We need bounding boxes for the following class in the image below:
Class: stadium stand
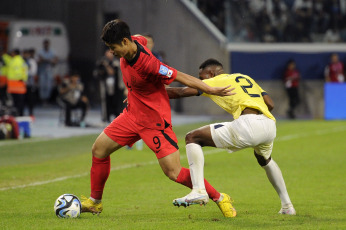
[190,0,346,43]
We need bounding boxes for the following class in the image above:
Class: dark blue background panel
[230,51,346,80]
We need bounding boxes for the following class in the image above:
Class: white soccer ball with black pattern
[54,194,81,218]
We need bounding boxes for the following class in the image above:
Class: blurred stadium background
[1,0,346,121]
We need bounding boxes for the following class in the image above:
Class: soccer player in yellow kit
[167,59,296,216]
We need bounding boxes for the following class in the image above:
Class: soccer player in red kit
[81,19,236,218]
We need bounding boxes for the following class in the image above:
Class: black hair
[199,58,223,70]
[29,48,35,55]
[12,49,20,55]
[69,70,81,77]
[286,59,295,65]
[101,19,132,44]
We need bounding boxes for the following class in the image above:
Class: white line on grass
[0,150,223,191]
[1,126,345,191]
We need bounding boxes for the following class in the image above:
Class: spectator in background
[283,59,300,119]
[142,33,164,62]
[311,0,330,34]
[323,26,342,43]
[328,0,344,30]
[0,49,9,106]
[293,0,313,41]
[23,49,38,119]
[94,50,124,122]
[38,39,58,105]
[7,49,28,116]
[266,0,289,41]
[325,53,345,83]
[58,71,88,127]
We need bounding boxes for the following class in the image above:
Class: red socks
[90,156,111,200]
[90,159,220,201]
[175,167,220,201]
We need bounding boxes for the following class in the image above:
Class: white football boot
[278,205,296,215]
[173,189,209,207]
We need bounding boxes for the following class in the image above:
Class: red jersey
[325,62,345,82]
[120,36,177,130]
[283,69,300,88]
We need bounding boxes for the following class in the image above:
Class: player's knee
[163,168,180,181]
[185,130,200,145]
[92,142,106,158]
[254,151,271,166]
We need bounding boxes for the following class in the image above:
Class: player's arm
[263,94,274,111]
[174,71,234,96]
[166,87,199,99]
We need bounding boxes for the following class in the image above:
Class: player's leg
[82,113,140,215]
[254,151,295,215]
[82,131,123,214]
[184,125,216,192]
[157,150,218,205]
[253,117,296,215]
[140,126,220,204]
[175,124,236,217]
[91,131,123,196]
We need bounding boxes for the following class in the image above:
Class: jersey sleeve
[138,54,177,85]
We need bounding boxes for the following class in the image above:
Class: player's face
[199,66,214,80]
[106,41,128,58]
[331,54,339,63]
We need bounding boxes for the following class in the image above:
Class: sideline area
[30,106,215,139]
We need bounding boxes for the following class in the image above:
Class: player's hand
[209,85,235,96]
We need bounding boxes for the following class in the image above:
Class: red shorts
[104,112,179,159]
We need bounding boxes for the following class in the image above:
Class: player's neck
[124,42,138,61]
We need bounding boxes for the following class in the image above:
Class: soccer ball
[54,194,81,218]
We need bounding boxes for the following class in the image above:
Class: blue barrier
[324,83,346,120]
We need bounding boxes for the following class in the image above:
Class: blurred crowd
[0,39,62,118]
[0,39,92,128]
[192,0,346,42]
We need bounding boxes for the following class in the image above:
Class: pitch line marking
[1,125,345,191]
[0,150,223,191]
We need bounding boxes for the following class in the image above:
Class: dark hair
[69,70,81,77]
[12,49,20,55]
[287,59,295,65]
[199,58,223,69]
[29,48,35,55]
[101,19,132,44]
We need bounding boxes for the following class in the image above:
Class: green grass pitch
[0,120,345,229]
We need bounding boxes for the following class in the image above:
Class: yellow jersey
[202,73,275,121]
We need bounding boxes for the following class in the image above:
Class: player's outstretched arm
[166,87,199,99]
[174,71,234,96]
